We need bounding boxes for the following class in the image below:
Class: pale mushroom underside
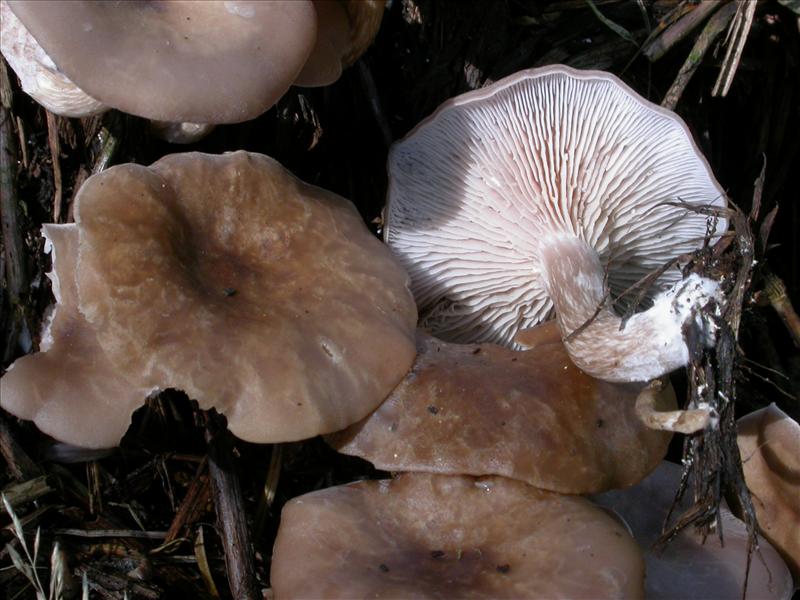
[386,65,727,347]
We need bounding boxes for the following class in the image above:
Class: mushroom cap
[0,0,106,117]
[593,461,795,600]
[385,64,727,346]
[327,323,674,494]
[295,1,385,88]
[271,472,645,599]
[737,403,800,580]
[6,1,317,123]
[0,225,149,449]
[74,151,417,443]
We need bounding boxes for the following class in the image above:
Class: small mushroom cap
[0,225,148,449]
[74,151,417,443]
[385,64,727,346]
[271,473,645,599]
[327,325,674,494]
[0,0,106,117]
[593,461,795,600]
[737,403,800,580]
[295,1,385,88]
[7,1,318,123]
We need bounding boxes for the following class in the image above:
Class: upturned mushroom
[328,322,674,494]
[593,461,794,599]
[385,65,728,383]
[736,403,800,582]
[1,151,417,446]
[271,472,646,598]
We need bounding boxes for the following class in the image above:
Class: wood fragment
[1,475,53,509]
[712,0,757,97]
[205,412,260,600]
[644,0,723,61]
[165,457,210,544]
[0,414,42,481]
[77,565,163,600]
[254,444,283,540]
[14,116,27,169]
[764,272,800,347]
[45,111,63,222]
[87,461,103,516]
[193,525,220,598]
[662,1,738,110]
[0,60,29,365]
[53,529,168,540]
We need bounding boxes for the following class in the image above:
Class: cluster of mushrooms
[1,2,798,599]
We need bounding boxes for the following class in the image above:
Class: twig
[763,272,800,348]
[662,1,738,110]
[205,411,260,600]
[0,60,29,365]
[644,0,723,61]
[0,414,42,481]
[45,111,63,222]
[165,457,210,544]
[1,475,53,509]
[712,0,757,97]
[53,529,168,539]
[254,444,283,541]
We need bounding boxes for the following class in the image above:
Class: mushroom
[0,0,105,117]
[385,65,728,382]
[4,0,318,124]
[328,322,674,494]
[736,403,800,582]
[1,151,417,446]
[271,472,646,598]
[0,224,151,449]
[294,0,384,87]
[593,460,795,600]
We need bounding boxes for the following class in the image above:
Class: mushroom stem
[541,234,722,382]
[635,378,717,434]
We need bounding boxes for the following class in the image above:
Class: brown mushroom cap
[295,1,384,88]
[74,151,417,443]
[271,472,645,599]
[736,403,800,580]
[7,1,317,123]
[593,461,795,600]
[0,225,149,449]
[327,323,674,494]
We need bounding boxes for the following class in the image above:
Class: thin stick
[45,111,63,222]
[764,272,800,348]
[0,60,29,364]
[644,0,722,61]
[662,1,738,110]
[712,0,757,97]
[205,412,260,600]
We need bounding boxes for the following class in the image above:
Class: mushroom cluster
[385,65,728,383]
[273,329,680,597]
[1,0,383,140]
[269,65,789,599]
[0,151,417,447]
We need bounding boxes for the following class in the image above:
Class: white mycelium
[386,65,727,381]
